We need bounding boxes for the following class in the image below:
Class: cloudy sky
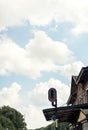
[0,0,88,129]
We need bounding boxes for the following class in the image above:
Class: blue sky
[0,0,88,129]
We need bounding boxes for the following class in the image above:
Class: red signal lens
[48,88,57,102]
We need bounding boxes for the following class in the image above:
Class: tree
[36,122,70,130]
[0,106,27,130]
[0,115,15,130]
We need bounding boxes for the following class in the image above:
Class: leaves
[0,106,27,130]
[36,122,69,130]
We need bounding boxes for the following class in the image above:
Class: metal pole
[55,119,58,130]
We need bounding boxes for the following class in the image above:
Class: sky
[0,0,88,129]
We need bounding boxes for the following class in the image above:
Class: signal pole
[48,88,58,130]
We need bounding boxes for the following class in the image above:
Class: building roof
[67,66,88,105]
[43,103,88,123]
[76,66,88,84]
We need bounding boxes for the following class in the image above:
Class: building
[43,67,88,130]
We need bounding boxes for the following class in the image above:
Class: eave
[43,103,88,124]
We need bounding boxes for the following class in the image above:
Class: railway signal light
[48,88,57,107]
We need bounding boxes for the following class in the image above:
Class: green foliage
[0,106,27,130]
[36,122,70,130]
[0,115,15,130]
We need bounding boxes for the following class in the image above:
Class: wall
[83,122,88,130]
[74,82,88,105]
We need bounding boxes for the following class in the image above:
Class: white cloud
[0,78,70,129]
[0,0,88,34]
[26,31,74,64]
[23,105,50,129]
[58,61,84,78]
[0,82,21,107]
[0,31,74,78]
[25,78,70,129]
[1,78,70,129]
[28,78,70,107]
[0,36,30,76]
